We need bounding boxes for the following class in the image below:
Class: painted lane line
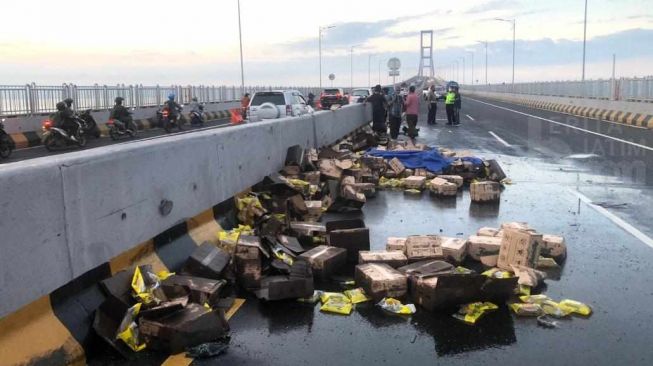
[466,114,475,121]
[488,131,512,147]
[569,189,653,249]
[468,97,653,152]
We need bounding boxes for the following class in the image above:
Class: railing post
[27,83,36,115]
[156,85,161,106]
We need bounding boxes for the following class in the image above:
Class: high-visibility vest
[445,92,456,104]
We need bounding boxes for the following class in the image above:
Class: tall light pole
[454,60,459,82]
[477,40,488,85]
[319,25,335,90]
[495,18,516,89]
[237,0,245,95]
[460,57,466,84]
[350,44,361,92]
[368,54,374,87]
[378,57,387,85]
[467,51,474,85]
[581,0,588,92]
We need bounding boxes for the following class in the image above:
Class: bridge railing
[0,84,323,116]
[463,76,653,102]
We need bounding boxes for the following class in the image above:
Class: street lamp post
[237,0,245,95]
[319,25,335,91]
[378,58,387,85]
[477,41,488,85]
[495,18,516,89]
[350,45,361,92]
[581,0,588,95]
[460,57,465,85]
[467,51,474,85]
[368,54,374,87]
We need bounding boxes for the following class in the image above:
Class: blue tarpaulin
[365,148,483,173]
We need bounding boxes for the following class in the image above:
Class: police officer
[54,101,79,140]
[110,97,135,131]
[445,87,457,126]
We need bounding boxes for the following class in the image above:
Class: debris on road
[377,297,417,315]
[453,302,498,325]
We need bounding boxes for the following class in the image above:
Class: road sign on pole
[387,58,401,71]
[328,73,335,87]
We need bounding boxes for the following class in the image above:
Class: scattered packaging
[404,176,427,190]
[477,227,502,237]
[436,175,464,188]
[358,250,408,268]
[160,276,226,308]
[558,299,592,316]
[255,260,314,301]
[440,237,467,263]
[453,302,498,325]
[428,177,458,197]
[497,228,542,270]
[511,264,547,287]
[344,288,372,304]
[355,263,408,300]
[510,303,543,317]
[386,237,407,252]
[388,157,406,175]
[299,245,347,280]
[397,260,454,277]
[234,235,263,289]
[327,219,370,262]
[542,234,567,261]
[466,235,503,261]
[470,181,502,203]
[182,243,231,280]
[412,273,486,311]
[377,298,416,315]
[404,235,444,262]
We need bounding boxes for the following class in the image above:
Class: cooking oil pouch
[131,266,163,305]
[344,288,372,304]
[272,247,294,266]
[320,292,351,304]
[510,303,543,317]
[482,268,513,279]
[298,290,323,304]
[320,298,353,315]
[377,297,416,315]
[453,302,497,325]
[454,266,474,274]
[116,303,146,352]
[516,284,531,296]
[519,294,551,304]
[540,300,571,318]
[558,299,592,316]
[404,189,422,195]
[156,270,174,281]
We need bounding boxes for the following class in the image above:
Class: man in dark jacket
[53,101,79,140]
[110,97,135,131]
[366,84,388,135]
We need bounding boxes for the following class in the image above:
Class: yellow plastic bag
[236,196,266,226]
[344,288,372,304]
[510,303,543,317]
[320,292,351,304]
[404,189,422,195]
[516,284,531,296]
[453,302,498,325]
[272,248,294,266]
[482,268,513,279]
[377,298,416,315]
[116,303,146,352]
[131,266,163,305]
[541,300,572,318]
[558,299,592,316]
[320,298,353,315]
[519,294,551,304]
[454,266,474,274]
[378,177,404,188]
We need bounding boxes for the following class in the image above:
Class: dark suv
[320,88,349,109]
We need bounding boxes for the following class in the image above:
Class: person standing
[445,87,456,126]
[366,84,388,135]
[453,89,462,126]
[426,85,438,125]
[404,85,419,138]
[241,93,250,119]
[388,86,403,139]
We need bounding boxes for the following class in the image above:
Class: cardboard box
[414,168,428,177]
[436,175,464,188]
[397,260,454,276]
[355,263,407,300]
[486,159,507,182]
[360,156,386,171]
[385,237,407,252]
[282,165,301,176]
[304,200,323,221]
[327,219,370,262]
[466,235,503,261]
[302,171,321,185]
[497,229,542,270]
[501,222,532,231]
[182,242,231,280]
[234,235,262,289]
[404,235,444,262]
[319,159,342,180]
[404,176,427,190]
[255,259,314,300]
[542,234,567,260]
[358,250,408,268]
[470,181,501,202]
[412,273,486,311]
[299,245,347,280]
[477,227,502,237]
[161,275,226,307]
[388,157,406,175]
[139,303,229,353]
[429,177,458,196]
[441,237,467,263]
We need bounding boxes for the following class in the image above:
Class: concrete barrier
[0,103,371,318]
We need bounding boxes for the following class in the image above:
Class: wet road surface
[90,97,653,365]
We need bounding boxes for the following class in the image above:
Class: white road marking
[468,97,653,152]
[488,131,512,147]
[569,189,653,249]
[466,114,475,121]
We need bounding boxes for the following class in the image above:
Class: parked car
[248,90,310,122]
[349,88,371,103]
[320,88,349,109]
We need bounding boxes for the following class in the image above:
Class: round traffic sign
[387,58,401,71]
[328,73,335,81]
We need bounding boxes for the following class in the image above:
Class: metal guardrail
[462,77,653,102]
[0,84,323,116]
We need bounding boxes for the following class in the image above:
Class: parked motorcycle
[190,105,205,126]
[76,109,101,138]
[159,105,184,133]
[41,118,86,151]
[0,118,16,159]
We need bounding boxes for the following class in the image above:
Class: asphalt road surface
[85,97,653,365]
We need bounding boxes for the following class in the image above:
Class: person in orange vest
[241,93,250,119]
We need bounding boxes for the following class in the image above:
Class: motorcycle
[189,105,205,126]
[158,105,184,133]
[41,118,86,151]
[107,118,137,140]
[76,109,101,138]
[0,118,16,159]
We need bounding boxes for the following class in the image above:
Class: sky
[1,0,652,87]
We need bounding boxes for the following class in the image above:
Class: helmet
[64,98,74,106]
[115,97,124,104]
[56,101,67,111]
[192,97,198,102]
[168,93,175,101]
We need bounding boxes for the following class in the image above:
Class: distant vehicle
[320,88,349,109]
[434,85,446,100]
[0,118,15,159]
[248,90,310,122]
[349,88,371,103]
[76,110,101,139]
[41,118,86,151]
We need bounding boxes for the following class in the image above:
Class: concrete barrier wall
[0,103,371,317]
[1,101,241,134]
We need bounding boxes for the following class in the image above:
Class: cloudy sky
[1,0,651,86]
